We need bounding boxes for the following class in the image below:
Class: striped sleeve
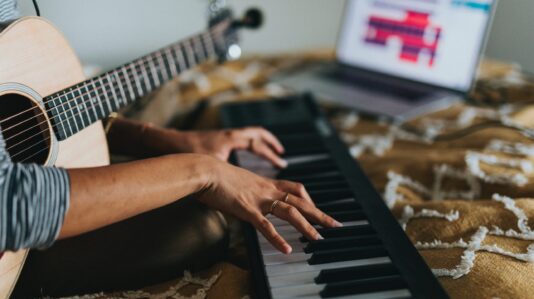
[0,0,19,23]
[0,127,70,252]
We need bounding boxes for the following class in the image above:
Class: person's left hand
[145,127,287,168]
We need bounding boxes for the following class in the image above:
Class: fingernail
[280,160,288,168]
[333,220,343,227]
[316,233,324,240]
[284,245,293,254]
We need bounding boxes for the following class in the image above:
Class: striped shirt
[0,0,71,253]
[0,127,70,252]
[0,0,18,23]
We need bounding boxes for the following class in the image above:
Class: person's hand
[197,157,342,254]
[146,127,288,168]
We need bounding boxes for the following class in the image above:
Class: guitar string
[4,49,178,147]
[0,22,228,127]
[10,49,204,161]
[3,40,198,143]
[0,28,224,135]
[0,33,218,143]
[6,63,165,154]
[5,31,226,160]
[10,64,175,161]
[5,36,216,156]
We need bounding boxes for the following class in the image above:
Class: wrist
[189,153,221,192]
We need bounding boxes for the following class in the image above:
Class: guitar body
[0,17,110,298]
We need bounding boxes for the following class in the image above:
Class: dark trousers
[12,197,229,298]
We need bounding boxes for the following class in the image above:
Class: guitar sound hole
[0,93,51,164]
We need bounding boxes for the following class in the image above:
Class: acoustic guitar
[0,8,261,298]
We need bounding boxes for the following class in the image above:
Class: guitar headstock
[209,8,263,62]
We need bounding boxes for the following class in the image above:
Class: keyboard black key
[278,159,337,178]
[265,122,316,135]
[327,210,366,222]
[308,245,388,265]
[278,133,325,148]
[308,189,354,203]
[304,235,381,253]
[287,172,344,184]
[315,262,397,284]
[316,201,361,213]
[320,274,406,298]
[304,180,350,192]
[316,224,375,239]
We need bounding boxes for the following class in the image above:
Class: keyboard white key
[269,271,318,288]
[264,252,310,265]
[260,239,305,256]
[265,257,391,276]
[270,282,410,298]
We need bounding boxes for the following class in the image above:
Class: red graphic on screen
[364,11,442,67]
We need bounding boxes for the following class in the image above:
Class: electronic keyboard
[220,93,448,299]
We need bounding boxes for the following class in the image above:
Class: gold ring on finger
[269,200,281,215]
[283,193,289,203]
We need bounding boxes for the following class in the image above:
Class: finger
[225,130,250,149]
[252,214,292,254]
[257,128,285,154]
[272,201,323,241]
[274,180,314,205]
[253,143,288,169]
[285,194,343,228]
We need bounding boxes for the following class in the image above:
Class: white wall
[485,0,534,73]
[17,0,534,73]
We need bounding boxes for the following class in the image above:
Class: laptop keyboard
[319,68,431,100]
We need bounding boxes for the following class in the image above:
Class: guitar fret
[75,85,92,126]
[138,62,152,93]
[121,66,136,101]
[164,47,178,76]
[156,53,169,82]
[116,72,127,105]
[172,45,187,72]
[203,32,216,59]
[193,35,206,63]
[105,73,121,111]
[147,56,161,86]
[71,88,86,131]
[64,89,80,134]
[110,72,126,107]
[183,39,197,68]
[54,94,68,139]
[161,51,174,79]
[130,63,144,96]
[89,79,105,119]
[79,83,97,123]
[98,76,114,114]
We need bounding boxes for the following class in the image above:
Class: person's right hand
[197,157,342,254]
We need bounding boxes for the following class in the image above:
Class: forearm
[106,117,151,157]
[106,118,187,158]
[59,153,212,239]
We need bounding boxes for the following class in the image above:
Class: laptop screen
[337,0,495,92]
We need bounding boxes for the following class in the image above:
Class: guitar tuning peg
[232,8,263,29]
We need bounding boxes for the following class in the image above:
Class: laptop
[274,0,497,120]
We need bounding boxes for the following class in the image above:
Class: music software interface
[337,0,493,91]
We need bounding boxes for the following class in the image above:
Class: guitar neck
[44,29,222,141]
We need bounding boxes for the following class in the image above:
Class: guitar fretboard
[44,29,224,141]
